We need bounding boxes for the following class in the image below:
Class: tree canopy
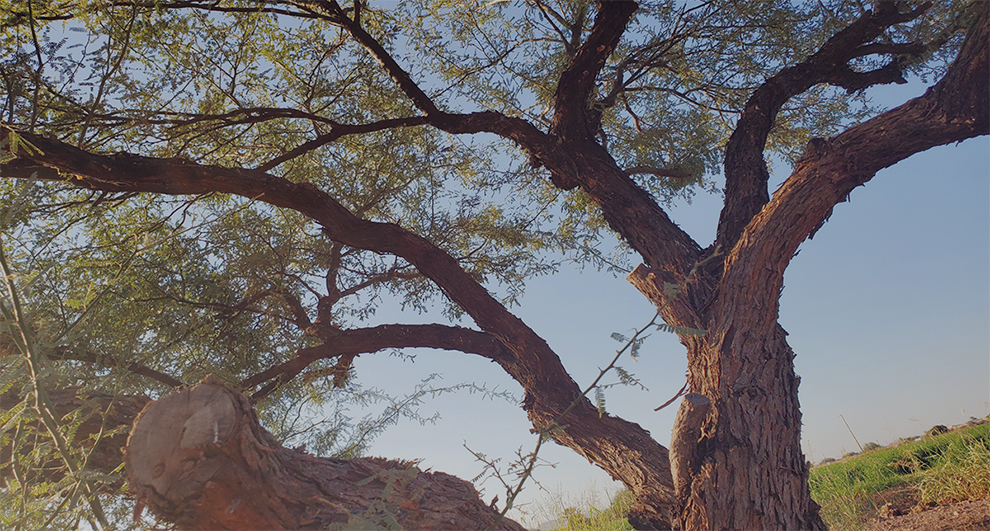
[1,1,986,529]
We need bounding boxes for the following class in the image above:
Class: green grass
[525,423,990,531]
[809,422,990,530]
[526,487,634,531]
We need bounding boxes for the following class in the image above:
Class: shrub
[926,425,949,437]
[863,442,882,452]
[916,440,990,504]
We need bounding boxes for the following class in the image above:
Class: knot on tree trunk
[125,375,524,530]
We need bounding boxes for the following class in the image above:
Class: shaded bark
[126,375,525,530]
[716,1,932,252]
[663,4,989,529]
[1,1,987,529]
[669,394,710,503]
[1,336,184,389]
[3,382,526,530]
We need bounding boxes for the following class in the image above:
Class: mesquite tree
[1,0,987,529]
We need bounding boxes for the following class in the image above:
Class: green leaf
[595,386,606,418]
[656,323,707,337]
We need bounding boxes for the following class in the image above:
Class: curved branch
[257,115,430,172]
[104,107,342,127]
[111,1,328,20]
[716,0,933,251]
[1,337,184,389]
[722,0,987,322]
[0,128,679,523]
[47,347,185,389]
[305,0,580,186]
[0,133,535,360]
[291,1,700,286]
[239,323,515,392]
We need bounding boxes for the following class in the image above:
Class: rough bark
[716,1,932,251]
[669,394,710,502]
[1,1,987,530]
[3,383,527,530]
[665,4,989,529]
[125,375,525,530]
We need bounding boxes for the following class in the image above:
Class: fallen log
[125,375,525,530]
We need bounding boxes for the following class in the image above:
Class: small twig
[654,380,689,411]
[488,249,718,528]
[0,237,113,530]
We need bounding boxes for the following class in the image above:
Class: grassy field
[530,421,990,531]
[809,421,990,529]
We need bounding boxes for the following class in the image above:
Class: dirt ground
[866,494,989,531]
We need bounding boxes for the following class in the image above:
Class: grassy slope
[809,422,990,529]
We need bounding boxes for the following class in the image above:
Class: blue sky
[11,6,987,527]
[355,85,989,520]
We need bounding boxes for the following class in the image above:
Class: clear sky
[354,81,990,523]
[12,7,988,529]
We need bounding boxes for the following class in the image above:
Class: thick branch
[299,0,700,284]
[1,388,150,484]
[716,0,932,251]
[307,0,599,192]
[720,0,987,333]
[519,2,706,285]
[47,347,185,389]
[0,337,183,389]
[552,1,638,143]
[0,129,678,523]
[126,376,526,530]
[238,324,515,396]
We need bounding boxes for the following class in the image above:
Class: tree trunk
[125,375,525,530]
[626,4,988,528]
[676,325,825,530]
[2,2,986,530]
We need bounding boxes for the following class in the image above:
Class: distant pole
[840,415,864,452]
